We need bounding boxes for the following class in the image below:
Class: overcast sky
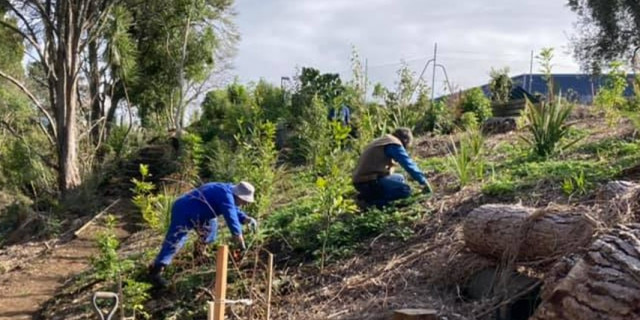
[231,0,580,96]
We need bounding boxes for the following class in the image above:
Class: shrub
[206,121,279,218]
[594,61,628,126]
[460,112,479,131]
[460,88,492,124]
[447,130,486,186]
[520,96,580,158]
[422,99,455,134]
[90,215,151,319]
[131,164,173,233]
[489,67,512,104]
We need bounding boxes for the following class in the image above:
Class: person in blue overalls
[148,181,258,288]
[328,103,351,126]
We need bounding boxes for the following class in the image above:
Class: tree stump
[392,309,438,320]
[463,204,597,262]
[531,224,640,320]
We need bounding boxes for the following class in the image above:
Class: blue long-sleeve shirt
[174,182,247,235]
[384,144,427,185]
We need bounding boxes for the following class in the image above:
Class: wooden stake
[266,253,274,320]
[212,245,229,320]
[208,301,215,320]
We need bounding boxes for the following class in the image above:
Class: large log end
[463,204,596,262]
[532,224,640,320]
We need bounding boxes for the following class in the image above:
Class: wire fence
[336,47,580,99]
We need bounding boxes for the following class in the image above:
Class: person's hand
[246,217,258,233]
[231,235,246,260]
[422,182,433,195]
[232,234,246,251]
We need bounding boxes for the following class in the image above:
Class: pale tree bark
[88,39,103,146]
[0,0,116,193]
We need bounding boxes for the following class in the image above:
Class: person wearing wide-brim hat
[149,181,258,288]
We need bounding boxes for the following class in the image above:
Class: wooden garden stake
[266,253,274,320]
[211,245,229,320]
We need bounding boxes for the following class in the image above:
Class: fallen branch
[74,199,121,238]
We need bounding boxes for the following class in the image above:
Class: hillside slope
[3,112,639,320]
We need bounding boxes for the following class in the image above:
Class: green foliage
[92,215,133,280]
[178,132,205,182]
[0,137,56,194]
[482,176,516,197]
[520,97,579,158]
[537,48,555,99]
[295,67,344,106]
[489,67,512,104]
[314,165,358,270]
[104,5,139,81]
[447,130,486,186]
[264,179,424,263]
[123,279,152,318]
[421,97,455,134]
[90,215,151,319]
[562,170,588,196]
[196,83,258,142]
[126,0,238,127]
[254,80,287,123]
[568,0,640,70]
[594,61,628,126]
[0,9,24,76]
[131,164,173,233]
[513,159,614,189]
[372,63,432,131]
[0,13,53,195]
[460,88,492,124]
[460,112,479,131]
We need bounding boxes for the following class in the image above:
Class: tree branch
[0,19,43,58]
[0,119,59,170]
[0,69,58,139]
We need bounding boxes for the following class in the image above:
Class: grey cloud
[232,0,580,94]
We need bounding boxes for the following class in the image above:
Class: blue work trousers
[354,174,411,208]
[153,203,217,267]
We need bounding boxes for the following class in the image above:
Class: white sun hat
[232,181,255,203]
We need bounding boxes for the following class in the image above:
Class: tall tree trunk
[53,0,82,192]
[89,40,102,145]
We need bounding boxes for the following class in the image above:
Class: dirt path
[0,216,130,319]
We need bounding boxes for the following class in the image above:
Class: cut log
[392,309,438,320]
[595,180,638,203]
[463,204,597,262]
[531,224,640,320]
[599,183,640,226]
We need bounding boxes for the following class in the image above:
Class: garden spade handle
[92,291,119,320]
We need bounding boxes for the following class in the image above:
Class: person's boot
[148,264,169,289]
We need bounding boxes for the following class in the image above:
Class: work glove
[247,217,259,233]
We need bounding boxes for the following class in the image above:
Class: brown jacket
[352,134,403,184]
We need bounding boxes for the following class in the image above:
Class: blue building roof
[509,73,635,103]
[439,73,636,104]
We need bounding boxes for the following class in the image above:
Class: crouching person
[352,127,431,208]
[148,181,258,288]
